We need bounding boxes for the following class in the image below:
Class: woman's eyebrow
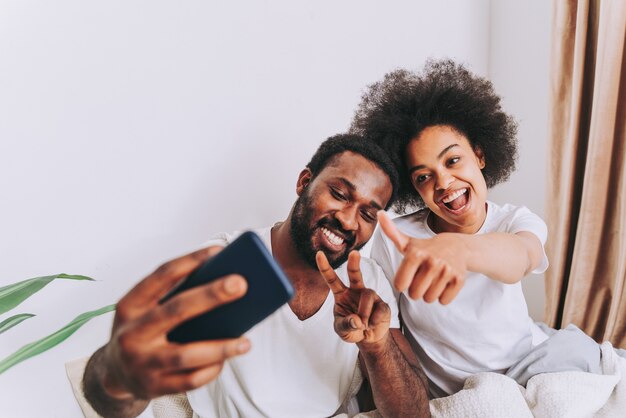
[408,143,459,174]
[437,143,459,159]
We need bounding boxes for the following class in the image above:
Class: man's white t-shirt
[187,227,400,418]
[370,201,549,397]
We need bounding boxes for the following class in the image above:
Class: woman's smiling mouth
[439,188,470,212]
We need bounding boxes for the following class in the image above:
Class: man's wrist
[83,346,148,418]
[357,331,391,355]
[102,371,136,400]
[97,344,135,399]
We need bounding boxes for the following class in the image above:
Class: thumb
[377,210,409,252]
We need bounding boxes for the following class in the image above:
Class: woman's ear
[296,168,313,196]
[474,146,486,169]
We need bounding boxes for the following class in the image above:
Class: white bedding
[429,342,626,418]
[67,342,626,417]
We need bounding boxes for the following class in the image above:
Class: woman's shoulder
[485,201,546,235]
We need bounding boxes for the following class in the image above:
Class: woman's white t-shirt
[370,201,549,397]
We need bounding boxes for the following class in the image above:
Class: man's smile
[321,226,345,247]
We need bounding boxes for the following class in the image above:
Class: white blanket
[67,343,626,418]
[430,342,626,418]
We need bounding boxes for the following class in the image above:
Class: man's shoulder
[337,256,388,289]
[204,226,272,247]
[204,231,237,246]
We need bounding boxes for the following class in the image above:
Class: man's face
[405,125,488,234]
[290,151,392,269]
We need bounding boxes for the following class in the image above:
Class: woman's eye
[415,174,429,184]
[447,157,460,166]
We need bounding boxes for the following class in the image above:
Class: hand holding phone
[162,231,295,343]
[85,247,251,408]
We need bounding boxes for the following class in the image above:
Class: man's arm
[82,247,251,418]
[358,329,430,417]
[316,251,430,417]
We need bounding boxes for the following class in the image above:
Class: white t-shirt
[188,227,400,417]
[370,201,549,397]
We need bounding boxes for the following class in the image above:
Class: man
[82,134,430,417]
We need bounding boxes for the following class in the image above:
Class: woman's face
[405,125,488,234]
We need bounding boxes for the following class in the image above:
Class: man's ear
[474,146,486,169]
[296,168,313,196]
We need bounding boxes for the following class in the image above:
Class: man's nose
[335,205,358,231]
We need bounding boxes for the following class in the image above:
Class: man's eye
[330,188,346,200]
[361,210,376,223]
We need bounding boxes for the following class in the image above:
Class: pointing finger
[377,211,409,252]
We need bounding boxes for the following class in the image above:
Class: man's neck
[271,217,330,320]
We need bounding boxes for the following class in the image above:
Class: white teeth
[321,227,344,246]
[442,188,467,204]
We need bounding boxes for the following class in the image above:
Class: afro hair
[351,59,518,213]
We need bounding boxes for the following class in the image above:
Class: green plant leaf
[0,274,94,315]
[0,313,36,335]
[0,304,116,374]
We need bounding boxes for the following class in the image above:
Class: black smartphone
[161,231,295,343]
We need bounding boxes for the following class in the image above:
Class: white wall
[0,1,490,416]
[487,0,553,321]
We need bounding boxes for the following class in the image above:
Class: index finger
[316,251,347,295]
[122,246,224,309]
[377,211,409,252]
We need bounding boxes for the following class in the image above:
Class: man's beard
[289,189,361,269]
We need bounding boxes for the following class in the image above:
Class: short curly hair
[350,59,518,213]
[306,133,399,209]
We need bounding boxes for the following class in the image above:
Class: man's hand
[83,247,251,417]
[378,210,466,304]
[316,250,391,346]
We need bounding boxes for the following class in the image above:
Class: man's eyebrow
[337,177,384,210]
[338,177,356,192]
[408,144,459,174]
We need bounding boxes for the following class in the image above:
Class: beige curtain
[545,0,626,348]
